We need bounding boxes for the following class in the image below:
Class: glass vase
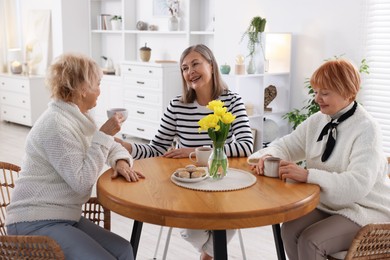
[208,141,229,179]
[246,57,256,74]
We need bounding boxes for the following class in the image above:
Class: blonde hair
[179,44,228,103]
[46,53,101,102]
[310,59,360,101]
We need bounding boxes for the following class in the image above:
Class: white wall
[214,0,367,109]
[19,0,89,63]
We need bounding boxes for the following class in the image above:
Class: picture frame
[153,0,170,17]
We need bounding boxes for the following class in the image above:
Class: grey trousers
[281,209,361,260]
[7,216,133,260]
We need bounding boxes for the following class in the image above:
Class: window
[361,0,390,155]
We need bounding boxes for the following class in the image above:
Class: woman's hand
[279,160,308,182]
[250,154,272,175]
[100,113,125,136]
[112,159,145,182]
[163,148,195,158]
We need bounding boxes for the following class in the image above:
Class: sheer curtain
[0,0,21,73]
[361,0,390,155]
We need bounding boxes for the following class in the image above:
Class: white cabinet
[0,74,50,127]
[222,33,292,150]
[120,61,181,140]
[88,0,215,67]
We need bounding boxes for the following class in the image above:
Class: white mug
[107,108,128,121]
[189,147,212,167]
[263,157,281,178]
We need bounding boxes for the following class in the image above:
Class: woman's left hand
[279,160,308,182]
[112,159,145,182]
[163,148,195,158]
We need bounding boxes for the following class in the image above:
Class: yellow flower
[206,100,224,111]
[221,112,236,124]
[198,114,220,132]
[198,100,235,143]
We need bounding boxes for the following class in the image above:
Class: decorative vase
[254,33,266,74]
[168,16,179,31]
[246,57,256,74]
[208,141,229,179]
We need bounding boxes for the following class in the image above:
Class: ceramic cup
[189,147,213,167]
[107,108,128,121]
[263,157,281,178]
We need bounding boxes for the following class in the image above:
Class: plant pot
[111,20,122,30]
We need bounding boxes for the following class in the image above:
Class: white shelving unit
[222,33,292,150]
[88,0,215,68]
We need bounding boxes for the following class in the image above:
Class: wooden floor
[0,120,280,260]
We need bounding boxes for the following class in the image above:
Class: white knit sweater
[6,100,133,225]
[250,104,390,226]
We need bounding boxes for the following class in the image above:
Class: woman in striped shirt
[117,44,253,160]
[116,44,254,260]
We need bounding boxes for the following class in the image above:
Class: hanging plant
[240,16,267,59]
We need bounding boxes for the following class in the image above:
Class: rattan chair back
[0,162,20,236]
[82,197,111,230]
[0,235,65,259]
[328,223,390,260]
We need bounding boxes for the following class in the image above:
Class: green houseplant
[241,16,267,57]
[110,15,122,30]
[283,57,370,130]
[240,16,267,74]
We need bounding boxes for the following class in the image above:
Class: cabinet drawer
[121,64,163,77]
[122,120,158,140]
[0,91,30,109]
[123,89,162,105]
[1,105,32,126]
[123,76,161,90]
[126,104,161,122]
[0,78,30,94]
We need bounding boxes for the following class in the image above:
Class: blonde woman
[6,53,144,260]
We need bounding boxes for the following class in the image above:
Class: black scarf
[317,101,358,162]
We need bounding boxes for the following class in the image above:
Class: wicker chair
[327,223,390,260]
[82,196,111,230]
[0,161,111,258]
[1,161,111,232]
[0,235,65,259]
[0,162,20,236]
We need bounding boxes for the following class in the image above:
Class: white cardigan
[250,104,390,226]
[6,100,133,225]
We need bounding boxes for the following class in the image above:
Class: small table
[97,157,320,260]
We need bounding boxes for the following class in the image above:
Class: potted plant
[110,15,122,30]
[240,16,267,74]
[283,57,369,130]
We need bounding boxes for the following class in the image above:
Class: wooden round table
[97,157,320,260]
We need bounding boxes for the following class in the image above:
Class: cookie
[191,171,205,178]
[177,171,190,178]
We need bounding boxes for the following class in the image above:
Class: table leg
[272,224,286,260]
[212,230,228,260]
[130,220,143,259]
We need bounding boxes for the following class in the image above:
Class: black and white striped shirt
[131,91,254,159]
